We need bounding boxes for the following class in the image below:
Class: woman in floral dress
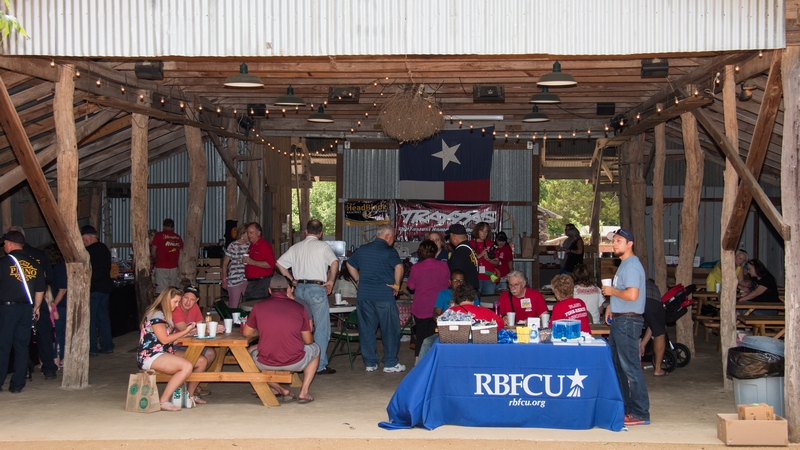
[137,287,208,411]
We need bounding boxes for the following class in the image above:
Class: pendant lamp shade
[537,61,577,87]
[529,86,561,104]
[275,85,306,106]
[307,105,334,123]
[224,63,264,88]
[522,105,549,123]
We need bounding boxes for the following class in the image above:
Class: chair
[328,311,361,369]
[213,300,245,320]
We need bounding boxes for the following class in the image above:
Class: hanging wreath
[379,84,445,143]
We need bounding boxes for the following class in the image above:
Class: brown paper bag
[519,233,537,258]
[126,370,160,413]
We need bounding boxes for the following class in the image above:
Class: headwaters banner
[394,200,502,241]
[344,200,391,226]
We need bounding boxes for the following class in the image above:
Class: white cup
[196,322,207,338]
[335,293,343,304]
[601,278,612,287]
[715,283,721,293]
[231,312,241,324]
[208,321,218,338]
[242,253,249,264]
[224,318,233,334]
[541,312,550,329]
[506,312,516,326]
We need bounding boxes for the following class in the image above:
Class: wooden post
[335,146,344,240]
[54,63,92,388]
[131,90,152,317]
[589,156,602,279]
[780,45,800,443]
[531,145,541,290]
[629,133,648,271]
[89,186,102,232]
[226,117,238,220]
[675,111,704,356]
[618,142,631,230]
[179,105,207,286]
[0,194,11,232]
[652,118,667,292]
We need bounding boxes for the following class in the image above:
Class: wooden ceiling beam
[88,134,186,182]
[76,125,179,180]
[202,128,261,216]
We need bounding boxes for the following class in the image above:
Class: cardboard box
[737,403,774,421]
[204,267,221,280]
[206,258,221,267]
[717,413,787,446]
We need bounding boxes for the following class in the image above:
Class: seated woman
[737,259,780,308]
[549,274,591,333]
[447,284,504,332]
[706,250,748,292]
[571,264,605,324]
[137,287,209,411]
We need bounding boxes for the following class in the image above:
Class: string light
[734,65,740,72]
[758,50,763,58]
[636,113,640,120]
[657,106,662,113]
[160,97,165,105]
[50,59,55,67]
[674,96,679,104]
[198,104,203,111]
[179,101,185,109]
[604,124,609,131]
[572,130,576,137]
[139,93,145,101]
[233,109,237,114]
[216,106,222,114]
[75,70,81,77]
[96,79,102,87]
[693,89,699,96]
[365,112,369,118]
[373,102,377,108]
[120,86,126,93]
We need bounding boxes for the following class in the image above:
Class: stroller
[643,284,695,373]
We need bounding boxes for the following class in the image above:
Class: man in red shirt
[496,270,548,326]
[172,285,224,365]
[243,276,319,403]
[150,218,184,293]
[243,222,276,300]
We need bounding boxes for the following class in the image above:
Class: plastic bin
[732,376,785,418]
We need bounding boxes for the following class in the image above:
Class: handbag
[126,370,160,413]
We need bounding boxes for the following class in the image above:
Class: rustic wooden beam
[203,129,261,216]
[0,76,82,262]
[226,117,238,221]
[54,63,91,389]
[652,120,667,292]
[589,157,602,278]
[131,90,153,317]
[179,104,207,286]
[692,107,790,242]
[721,50,784,250]
[629,134,648,269]
[602,96,713,148]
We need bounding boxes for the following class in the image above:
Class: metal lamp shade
[522,105,549,122]
[275,85,306,106]
[537,61,577,87]
[307,106,334,123]
[224,63,264,88]
[529,86,561,103]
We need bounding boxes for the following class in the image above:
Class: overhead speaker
[641,58,669,78]
[134,61,164,80]
[472,85,505,102]
[597,103,615,116]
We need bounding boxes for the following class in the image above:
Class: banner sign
[344,200,391,226]
[394,200,502,241]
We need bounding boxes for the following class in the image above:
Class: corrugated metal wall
[4,0,784,57]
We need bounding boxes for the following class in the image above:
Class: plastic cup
[334,293,343,304]
[231,312,241,324]
[506,312,516,327]
[601,278,612,287]
[715,283,721,293]
[541,312,550,329]
[208,321,218,338]
[196,322,207,338]
[224,318,233,333]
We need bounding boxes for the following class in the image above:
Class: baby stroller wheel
[659,348,677,373]
[673,343,691,368]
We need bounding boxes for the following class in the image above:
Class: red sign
[394,200,503,242]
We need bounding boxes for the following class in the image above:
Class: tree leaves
[1,1,29,41]
[539,179,619,239]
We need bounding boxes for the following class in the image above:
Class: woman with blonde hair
[137,287,209,411]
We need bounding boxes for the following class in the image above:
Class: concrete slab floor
[0,327,783,448]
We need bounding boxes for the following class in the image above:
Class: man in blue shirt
[602,228,650,426]
[347,224,405,373]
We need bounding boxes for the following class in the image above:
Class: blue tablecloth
[379,339,624,431]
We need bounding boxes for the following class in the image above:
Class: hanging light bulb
[121,86,126,93]
[160,97,165,105]
[198,104,203,111]
[180,101,185,109]
[233,109,237,114]
[50,59,55,67]
[75,70,81,77]
[216,107,221,114]
[96,79,102,87]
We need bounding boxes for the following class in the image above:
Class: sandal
[191,395,207,405]
[280,393,297,403]
[297,396,315,404]
[195,387,211,396]
[160,402,181,411]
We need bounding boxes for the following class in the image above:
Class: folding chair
[328,311,361,369]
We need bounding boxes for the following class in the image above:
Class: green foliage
[291,181,337,236]
[539,179,619,238]
[1,0,29,41]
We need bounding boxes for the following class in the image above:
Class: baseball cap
[444,223,467,238]
[80,225,98,235]
[270,276,289,289]
[611,228,634,242]
[0,230,25,245]
[183,285,200,299]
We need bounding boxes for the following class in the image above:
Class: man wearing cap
[602,228,650,426]
[0,230,46,393]
[243,276,319,403]
[445,224,479,291]
[150,218,184,294]
[172,285,222,396]
[346,224,405,373]
[81,225,115,356]
[242,222,276,300]
[275,219,339,375]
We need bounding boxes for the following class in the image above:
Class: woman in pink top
[549,274,591,333]
[407,240,450,361]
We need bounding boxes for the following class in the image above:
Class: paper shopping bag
[126,370,160,413]
[519,233,537,258]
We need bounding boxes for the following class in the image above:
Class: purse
[126,370,161,413]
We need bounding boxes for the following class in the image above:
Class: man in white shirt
[276,219,339,375]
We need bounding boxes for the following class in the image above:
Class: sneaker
[383,363,406,373]
[365,365,378,372]
[624,414,650,426]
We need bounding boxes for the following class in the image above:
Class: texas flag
[398,127,494,201]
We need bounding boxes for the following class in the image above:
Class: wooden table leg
[200,345,229,388]
[230,346,279,407]
[183,345,204,365]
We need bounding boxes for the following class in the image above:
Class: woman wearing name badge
[137,287,209,411]
[496,270,548,326]
[470,222,500,295]
[549,274,591,333]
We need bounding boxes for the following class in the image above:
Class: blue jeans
[357,299,400,368]
[479,279,496,295]
[89,292,113,354]
[55,306,66,360]
[294,284,331,370]
[609,315,649,420]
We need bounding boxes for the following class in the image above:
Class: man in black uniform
[445,224,479,291]
[0,230,45,393]
[81,225,115,356]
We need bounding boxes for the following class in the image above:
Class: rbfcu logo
[474,369,587,398]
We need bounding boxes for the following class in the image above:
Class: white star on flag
[432,140,461,170]
[567,368,587,389]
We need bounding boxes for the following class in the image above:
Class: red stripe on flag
[444,179,490,201]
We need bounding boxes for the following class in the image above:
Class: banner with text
[344,200,391,226]
[394,200,502,241]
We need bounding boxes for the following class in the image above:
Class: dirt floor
[0,327,793,449]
